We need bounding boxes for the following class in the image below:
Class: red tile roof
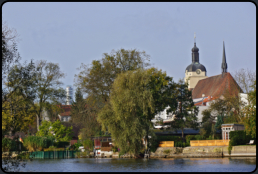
[192,72,243,99]
[58,105,72,116]
[194,96,217,106]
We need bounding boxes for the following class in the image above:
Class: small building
[221,124,245,140]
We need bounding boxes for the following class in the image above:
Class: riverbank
[149,146,256,158]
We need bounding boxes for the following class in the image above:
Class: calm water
[18,157,256,172]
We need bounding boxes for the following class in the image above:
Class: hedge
[228,130,255,154]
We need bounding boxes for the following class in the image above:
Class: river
[18,157,256,172]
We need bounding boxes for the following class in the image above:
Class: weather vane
[194,32,196,43]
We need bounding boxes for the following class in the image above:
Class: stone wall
[149,146,256,158]
[222,146,256,157]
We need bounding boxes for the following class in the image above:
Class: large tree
[32,60,66,131]
[169,80,199,139]
[71,87,101,139]
[98,68,178,155]
[2,61,37,136]
[233,68,256,94]
[75,48,150,104]
[98,69,154,156]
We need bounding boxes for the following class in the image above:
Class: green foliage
[98,69,154,155]
[54,141,70,148]
[32,60,66,131]
[170,80,199,138]
[2,138,16,152]
[2,61,37,135]
[23,136,54,152]
[243,80,256,138]
[112,146,119,152]
[43,147,65,151]
[163,149,171,154]
[185,135,196,144]
[228,130,255,154]
[194,135,203,140]
[75,48,151,103]
[71,87,101,140]
[36,120,73,142]
[215,114,224,131]
[71,142,83,151]
[82,139,94,151]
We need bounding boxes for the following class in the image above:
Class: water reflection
[19,157,256,172]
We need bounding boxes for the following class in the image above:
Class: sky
[2,2,256,100]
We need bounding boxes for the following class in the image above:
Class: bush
[195,135,204,140]
[228,130,255,154]
[70,142,83,151]
[163,149,171,154]
[54,141,70,148]
[2,138,16,152]
[23,136,55,152]
[83,139,94,151]
[44,147,65,151]
[185,135,196,144]
[112,146,118,152]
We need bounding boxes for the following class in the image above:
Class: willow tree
[98,69,154,156]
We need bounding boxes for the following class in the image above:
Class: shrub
[44,147,65,151]
[2,138,16,152]
[194,135,203,140]
[54,141,70,148]
[185,135,196,144]
[112,146,118,152]
[83,139,94,151]
[23,136,55,152]
[70,142,83,151]
[228,130,255,154]
[163,149,171,154]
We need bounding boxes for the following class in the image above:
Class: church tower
[221,41,228,77]
[184,34,208,90]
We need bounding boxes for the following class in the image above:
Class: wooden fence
[158,141,174,147]
[101,147,112,151]
[190,140,230,147]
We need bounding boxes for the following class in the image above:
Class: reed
[23,136,55,152]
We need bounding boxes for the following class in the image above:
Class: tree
[98,69,155,156]
[2,61,37,136]
[2,21,20,84]
[199,109,216,139]
[169,80,199,139]
[71,87,101,139]
[36,120,73,142]
[242,80,256,138]
[233,68,256,94]
[207,90,246,124]
[32,60,66,131]
[75,48,150,104]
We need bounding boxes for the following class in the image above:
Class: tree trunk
[37,114,41,132]
[181,128,184,139]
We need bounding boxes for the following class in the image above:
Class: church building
[152,36,244,128]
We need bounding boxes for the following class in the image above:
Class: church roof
[192,72,243,99]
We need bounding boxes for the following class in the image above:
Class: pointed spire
[221,41,227,76]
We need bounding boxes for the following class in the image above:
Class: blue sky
[2,2,256,99]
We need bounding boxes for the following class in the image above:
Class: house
[58,105,72,122]
[221,124,245,140]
